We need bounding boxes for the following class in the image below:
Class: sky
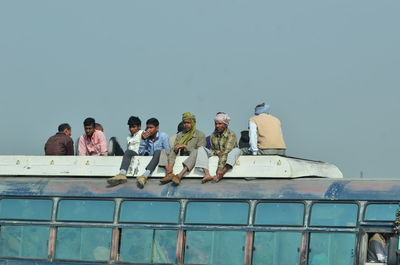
[0,0,399,179]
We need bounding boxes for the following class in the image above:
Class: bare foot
[201,174,214,184]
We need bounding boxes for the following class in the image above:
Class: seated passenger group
[44,102,286,188]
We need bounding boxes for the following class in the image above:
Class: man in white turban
[174,112,241,183]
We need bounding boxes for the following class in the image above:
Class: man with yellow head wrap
[158,112,206,185]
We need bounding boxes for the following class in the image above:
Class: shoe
[107,174,127,186]
[171,175,181,186]
[160,173,174,184]
[136,176,147,189]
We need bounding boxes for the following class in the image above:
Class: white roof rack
[0,155,343,179]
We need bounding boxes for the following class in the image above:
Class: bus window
[119,201,179,223]
[55,227,112,261]
[0,199,52,220]
[119,229,177,263]
[253,231,302,265]
[185,202,249,224]
[310,203,358,227]
[0,225,49,259]
[184,230,246,265]
[255,202,304,226]
[364,204,399,221]
[57,200,114,222]
[308,233,356,265]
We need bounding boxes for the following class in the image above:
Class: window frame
[309,201,360,228]
[253,200,306,227]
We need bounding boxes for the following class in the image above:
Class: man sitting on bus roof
[135,118,170,189]
[246,102,286,156]
[107,116,144,186]
[78,117,108,156]
[174,112,241,183]
[157,112,206,185]
[44,123,74,155]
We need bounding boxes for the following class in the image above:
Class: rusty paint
[244,231,254,265]
[176,230,185,264]
[110,228,119,262]
[47,227,56,261]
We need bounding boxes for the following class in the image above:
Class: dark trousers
[120,150,138,171]
[145,150,162,173]
[120,149,162,174]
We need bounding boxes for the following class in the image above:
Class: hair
[95,123,103,131]
[58,123,71,132]
[256,103,265,108]
[177,121,184,133]
[83,117,95,127]
[127,116,141,127]
[146,118,159,127]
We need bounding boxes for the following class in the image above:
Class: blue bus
[0,156,399,265]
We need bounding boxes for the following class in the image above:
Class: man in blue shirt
[137,118,170,188]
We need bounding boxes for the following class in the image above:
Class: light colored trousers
[182,146,242,171]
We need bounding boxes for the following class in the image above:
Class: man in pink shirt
[78,117,108,156]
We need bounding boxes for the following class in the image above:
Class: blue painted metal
[0,177,399,201]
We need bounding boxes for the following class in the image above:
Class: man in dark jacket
[44,123,74,155]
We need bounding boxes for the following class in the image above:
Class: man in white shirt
[248,103,286,155]
[107,116,144,186]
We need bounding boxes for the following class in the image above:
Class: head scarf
[214,112,230,125]
[176,112,196,145]
[254,103,270,115]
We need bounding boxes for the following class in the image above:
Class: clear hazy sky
[0,1,399,179]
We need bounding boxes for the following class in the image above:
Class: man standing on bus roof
[176,112,241,183]
[247,102,286,155]
[158,112,206,185]
[136,118,170,189]
[107,116,144,186]
[44,123,74,155]
[78,117,108,156]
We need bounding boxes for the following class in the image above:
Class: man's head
[181,112,196,133]
[214,112,230,133]
[95,123,104,132]
[83,117,96,137]
[254,102,270,115]
[58,123,72,136]
[145,118,159,137]
[127,116,141,135]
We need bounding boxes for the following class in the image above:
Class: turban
[176,112,196,146]
[214,113,231,125]
[182,112,196,122]
[254,103,270,115]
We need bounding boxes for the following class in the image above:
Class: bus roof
[0,177,399,201]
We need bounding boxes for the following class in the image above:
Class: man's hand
[142,130,150,140]
[173,144,187,152]
[214,151,222,157]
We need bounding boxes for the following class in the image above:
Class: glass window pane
[120,201,180,223]
[57,200,114,222]
[310,203,358,227]
[308,233,356,265]
[184,231,246,265]
[253,232,301,265]
[186,202,248,224]
[0,225,49,259]
[55,227,112,261]
[0,199,52,220]
[120,229,177,263]
[365,204,400,221]
[255,203,304,226]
